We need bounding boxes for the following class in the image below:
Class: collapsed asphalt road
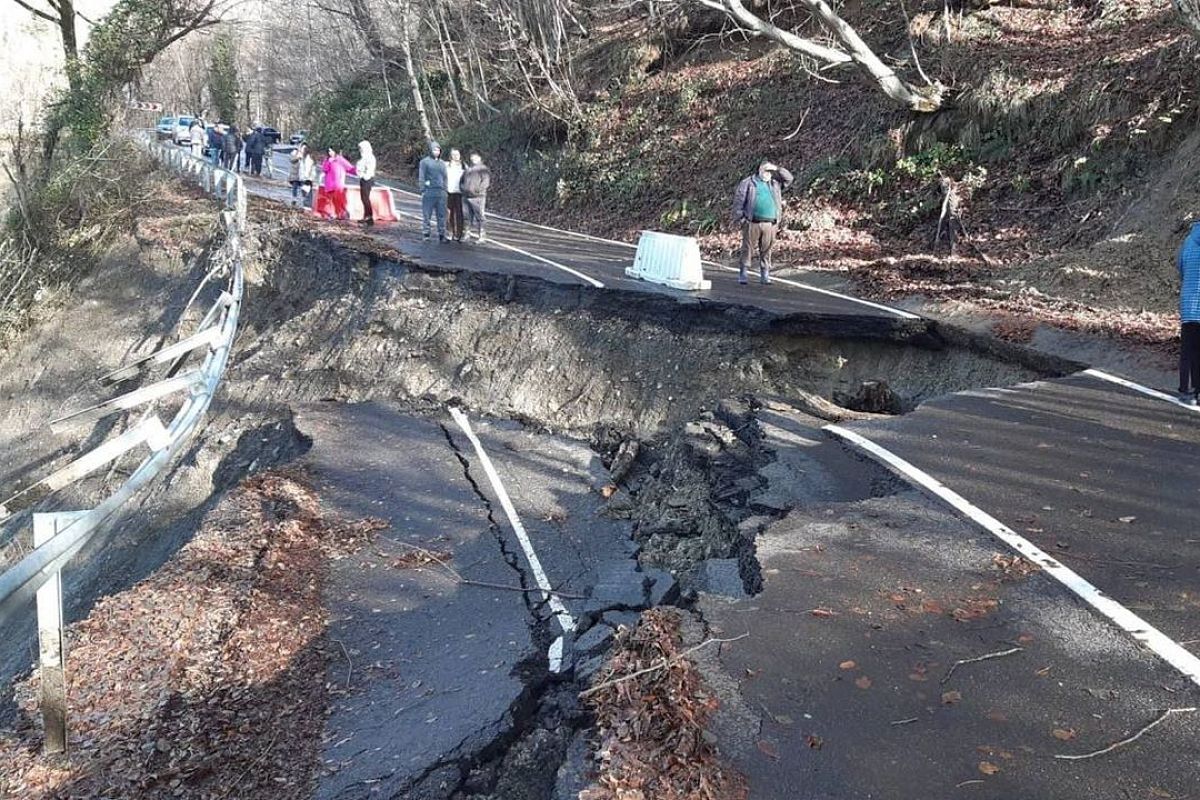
[296,401,674,799]
[4,152,1199,799]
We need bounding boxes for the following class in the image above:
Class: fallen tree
[695,0,944,112]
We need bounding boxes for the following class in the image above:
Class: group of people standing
[280,138,490,241]
[190,119,274,177]
[418,141,491,242]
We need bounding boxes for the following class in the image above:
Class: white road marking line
[1084,368,1200,414]
[348,179,918,316]
[484,238,605,288]
[705,261,920,319]
[389,203,605,288]
[390,183,641,250]
[448,407,576,671]
[826,423,1200,688]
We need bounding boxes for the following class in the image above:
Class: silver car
[156,116,176,139]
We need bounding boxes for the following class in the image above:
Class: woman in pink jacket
[320,147,356,220]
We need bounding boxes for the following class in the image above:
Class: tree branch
[7,0,60,24]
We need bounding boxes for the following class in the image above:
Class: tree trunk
[57,0,80,92]
[400,7,434,143]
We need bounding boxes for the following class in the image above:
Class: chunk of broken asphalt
[573,623,614,656]
[643,567,680,606]
[584,560,646,614]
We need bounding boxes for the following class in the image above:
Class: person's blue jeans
[422,191,447,239]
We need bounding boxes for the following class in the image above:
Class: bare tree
[695,0,944,112]
[6,0,89,90]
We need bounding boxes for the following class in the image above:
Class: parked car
[172,116,195,145]
[156,116,176,139]
[261,126,283,146]
[289,129,308,146]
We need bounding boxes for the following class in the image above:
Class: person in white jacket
[189,119,206,158]
[445,148,465,241]
[356,139,377,226]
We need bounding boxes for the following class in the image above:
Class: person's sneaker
[423,233,431,241]
[760,276,772,285]
[360,219,374,227]
[478,232,487,243]
[1186,394,1200,407]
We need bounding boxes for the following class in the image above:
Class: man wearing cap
[732,160,794,285]
[418,140,448,241]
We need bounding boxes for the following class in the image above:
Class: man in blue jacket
[1178,221,1200,405]
[732,160,794,285]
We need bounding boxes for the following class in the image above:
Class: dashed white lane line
[825,423,1200,688]
[448,407,576,671]
[1084,368,1200,414]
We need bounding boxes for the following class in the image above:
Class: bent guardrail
[0,135,245,753]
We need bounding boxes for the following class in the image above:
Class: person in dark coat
[731,160,794,285]
[221,125,242,171]
[244,127,267,176]
[461,152,491,242]
[207,125,224,166]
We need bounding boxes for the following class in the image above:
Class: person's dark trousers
[447,192,464,240]
[465,196,486,237]
[1180,322,1200,394]
[250,153,263,175]
[738,220,777,283]
[359,178,374,224]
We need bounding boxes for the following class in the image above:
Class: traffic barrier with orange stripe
[312,186,398,222]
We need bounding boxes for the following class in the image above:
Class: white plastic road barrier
[625,230,711,291]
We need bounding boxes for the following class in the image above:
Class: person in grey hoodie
[731,160,794,285]
[418,140,448,241]
[1177,220,1200,405]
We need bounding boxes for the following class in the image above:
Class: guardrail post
[33,510,86,755]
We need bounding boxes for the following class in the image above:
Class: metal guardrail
[0,134,245,753]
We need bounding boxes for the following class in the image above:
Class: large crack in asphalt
[439,419,539,619]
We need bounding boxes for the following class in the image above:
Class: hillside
[361,0,1198,351]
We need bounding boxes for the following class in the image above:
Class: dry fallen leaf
[599,484,618,499]
[941,690,962,705]
[978,761,1001,776]
[805,734,824,750]
[838,660,857,670]
[854,676,872,690]
[811,608,837,618]
[1052,727,1077,741]
[756,739,779,760]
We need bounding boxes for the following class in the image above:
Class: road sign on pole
[129,101,163,112]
